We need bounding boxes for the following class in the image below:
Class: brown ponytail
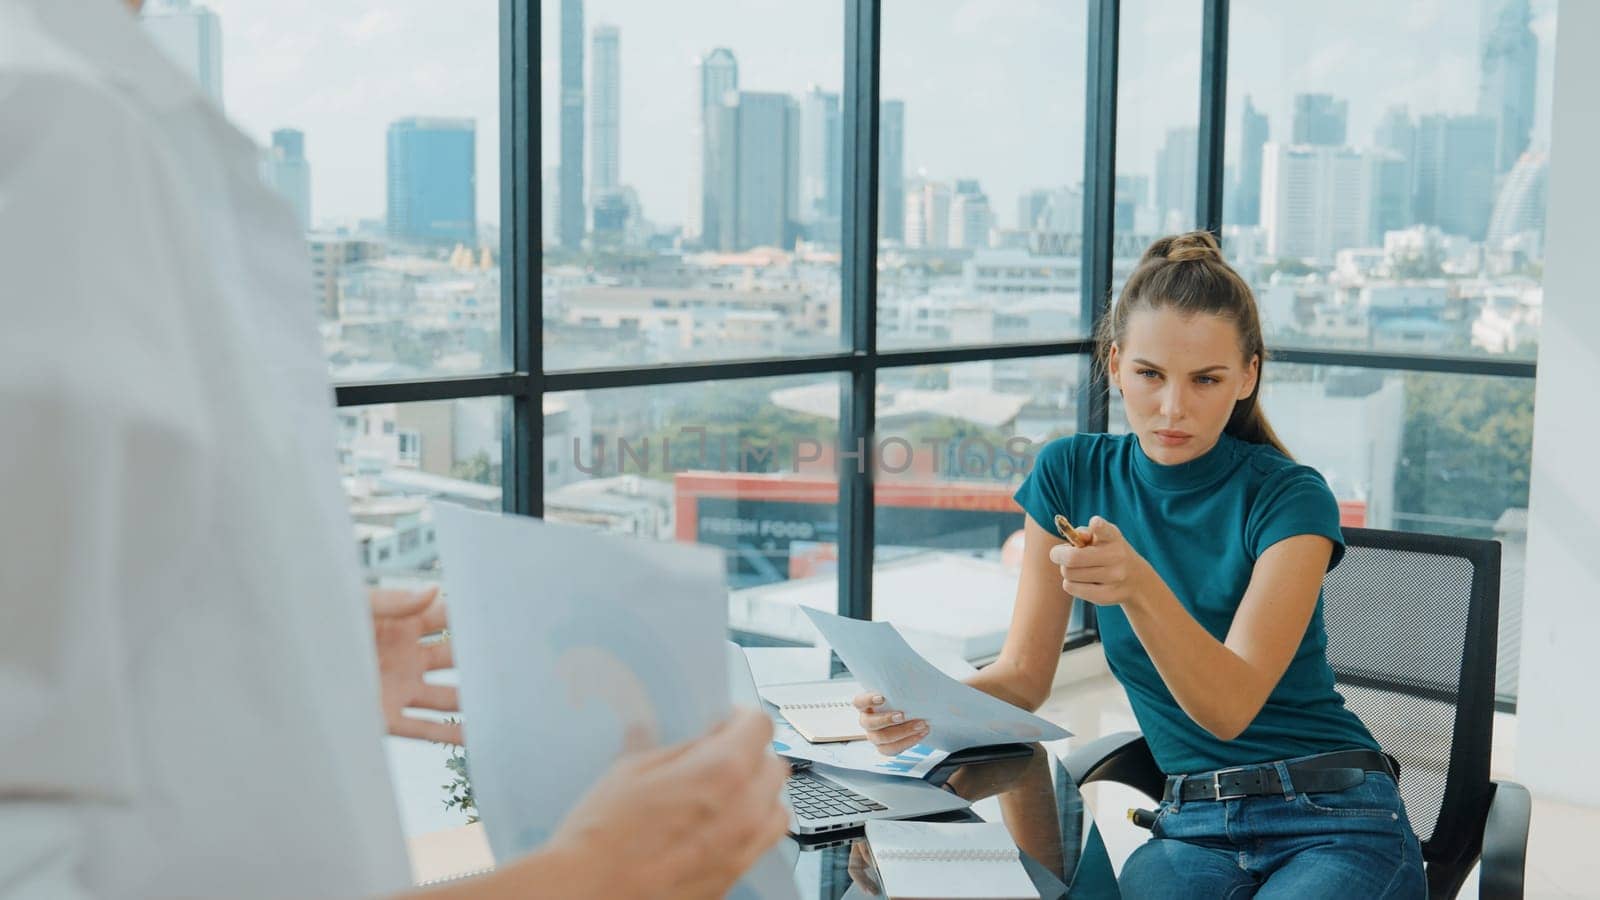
[1094,230,1292,458]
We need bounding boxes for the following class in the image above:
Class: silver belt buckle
[1211,766,1251,801]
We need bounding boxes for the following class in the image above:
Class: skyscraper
[559,0,585,249]
[1367,150,1412,245]
[589,25,621,211]
[1234,96,1269,226]
[139,0,223,109]
[1478,0,1538,174]
[915,180,952,249]
[1413,114,1498,240]
[1261,143,1370,263]
[734,92,800,250]
[879,101,906,242]
[950,187,993,251]
[1486,150,1548,245]
[1156,126,1198,229]
[1292,93,1348,146]
[386,117,476,246]
[690,48,738,249]
[903,178,956,250]
[798,86,842,238]
[1017,189,1052,232]
[1114,176,1146,233]
[706,95,741,251]
[1373,106,1417,237]
[265,128,311,232]
[1375,105,1416,158]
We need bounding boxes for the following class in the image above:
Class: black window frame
[331,0,1536,659]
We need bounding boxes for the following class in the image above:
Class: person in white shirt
[0,1,787,897]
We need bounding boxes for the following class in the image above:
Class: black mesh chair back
[1321,527,1502,883]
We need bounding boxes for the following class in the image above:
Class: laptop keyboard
[785,770,890,820]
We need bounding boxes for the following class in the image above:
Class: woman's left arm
[1056,517,1332,742]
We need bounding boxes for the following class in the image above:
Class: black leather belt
[1163,750,1396,803]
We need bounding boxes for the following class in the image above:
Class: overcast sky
[203,0,1557,232]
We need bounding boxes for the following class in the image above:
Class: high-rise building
[903,177,928,248]
[1261,143,1370,263]
[690,48,738,249]
[1020,186,1087,234]
[951,189,993,251]
[139,0,223,109]
[265,128,311,232]
[1367,150,1412,245]
[1478,0,1538,174]
[799,86,842,238]
[559,0,585,249]
[734,92,800,250]
[1292,93,1348,147]
[308,234,383,319]
[1375,105,1416,157]
[1486,150,1548,245]
[1235,96,1269,226]
[1373,105,1416,235]
[1017,189,1053,232]
[386,117,476,246]
[912,180,952,249]
[1114,176,1146,233]
[1413,114,1498,240]
[1155,126,1198,228]
[589,25,621,212]
[879,101,906,242]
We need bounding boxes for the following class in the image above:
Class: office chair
[1062,527,1531,899]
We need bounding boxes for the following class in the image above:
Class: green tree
[1389,247,1446,279]
[1394,373,1534,536]
[450,450,495,485]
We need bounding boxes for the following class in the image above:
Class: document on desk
[770,719,950,778]
[802,608,1070,752]
[435,504,798,900]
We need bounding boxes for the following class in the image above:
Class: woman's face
[1108,307,1259,466]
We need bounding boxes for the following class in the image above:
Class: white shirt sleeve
[0,68,212,898]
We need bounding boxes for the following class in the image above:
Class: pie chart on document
[557,644,661,753]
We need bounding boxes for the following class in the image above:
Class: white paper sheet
[802,608,1071,751]
[434,504,798,899]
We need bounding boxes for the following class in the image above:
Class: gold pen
[1054,513,1089,548]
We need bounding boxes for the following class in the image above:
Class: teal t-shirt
[1013,431,1379,775]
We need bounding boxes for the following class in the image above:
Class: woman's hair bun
[1161,230,1223,263]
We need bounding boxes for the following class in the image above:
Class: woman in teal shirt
[855,231,1425,898]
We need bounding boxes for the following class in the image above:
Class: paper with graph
[435,504,798,900]
[802,608,1070,752]
[769,719,950,778]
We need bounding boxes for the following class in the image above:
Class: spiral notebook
[864,820,1039,899]
[757,679,865,743]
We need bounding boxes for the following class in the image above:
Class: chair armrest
[1480,779,1530,900]
[1062,731,1165,802]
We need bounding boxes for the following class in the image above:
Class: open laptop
[726,643,970,836]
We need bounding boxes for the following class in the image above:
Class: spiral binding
[781,700,853,711]
[873,847,1020,863]
[416,866,496,886]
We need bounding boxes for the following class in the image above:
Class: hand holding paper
[802,608,1070,753]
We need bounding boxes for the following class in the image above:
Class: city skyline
[197,0,1554,235]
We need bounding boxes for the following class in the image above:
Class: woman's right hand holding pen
[852,691,929,755]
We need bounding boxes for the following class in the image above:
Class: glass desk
[783,741,1120,899]
[749,647,1121,899]
[408,647,1125,897]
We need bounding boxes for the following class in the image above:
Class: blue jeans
[1119,760,1426,899]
